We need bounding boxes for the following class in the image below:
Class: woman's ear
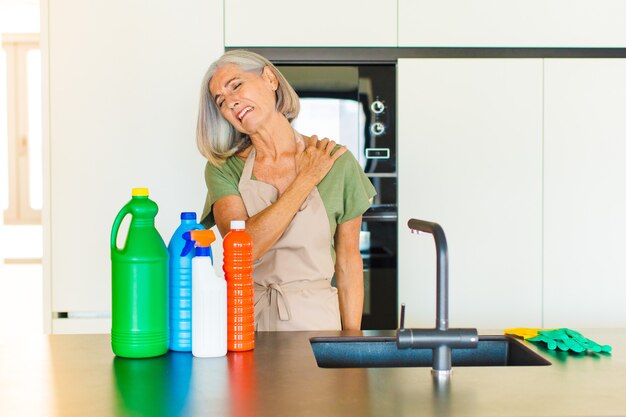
[262,66,278,91]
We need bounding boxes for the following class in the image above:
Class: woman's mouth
[237,106,253,121]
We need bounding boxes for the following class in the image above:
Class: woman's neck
[247,115,297,161]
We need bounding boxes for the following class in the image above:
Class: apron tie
[269,283,292,322]
[254,280,332,331]
[255,282,293,331]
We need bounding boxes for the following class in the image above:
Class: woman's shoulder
[319,147,361,187]
[205,155,245,178]
[332,146,359,170]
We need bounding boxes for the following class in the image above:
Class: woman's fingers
[330,145,347,160]
[319,137,345,159]
[295,134,347,183]
[306,136,343,156]
[317,137,330,150]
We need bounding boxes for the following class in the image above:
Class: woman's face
[209,63,278,135]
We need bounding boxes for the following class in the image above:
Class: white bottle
[190,230,227,358]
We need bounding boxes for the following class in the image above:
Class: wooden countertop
[1,329,625,417]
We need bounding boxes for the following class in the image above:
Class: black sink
[310,335,551,368]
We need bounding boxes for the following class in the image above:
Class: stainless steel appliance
[276,64,397,329]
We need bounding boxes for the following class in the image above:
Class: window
[293,97,367,169]
[1,33,41,224]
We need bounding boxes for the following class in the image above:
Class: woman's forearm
[214,173,317,261]
[336,258,364,330]
[334,216,364,330]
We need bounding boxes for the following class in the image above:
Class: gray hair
[196,50,300,166]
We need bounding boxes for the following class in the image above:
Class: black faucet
[397,219,479,378]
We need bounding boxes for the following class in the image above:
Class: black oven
[275,64,398,330]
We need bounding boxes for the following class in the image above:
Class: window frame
[2,33,41,225]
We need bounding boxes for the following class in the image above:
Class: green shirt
[200,150,377,241]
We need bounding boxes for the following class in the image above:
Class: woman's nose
[225,96,240,109]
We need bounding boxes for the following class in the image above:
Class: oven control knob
[370,122,386,136]
[371,100,385,114]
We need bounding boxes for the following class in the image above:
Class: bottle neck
[133,218,155,227]
[196,247,211,257]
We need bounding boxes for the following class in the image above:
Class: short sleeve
[336,152,377,224]
[318,150,377,231]
[200,159,243,228]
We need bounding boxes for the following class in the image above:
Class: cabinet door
[398,59,543,328]
[45,0,224,333]
[399,0,626,47]
[225,0,397,47]
[544,59,626,327]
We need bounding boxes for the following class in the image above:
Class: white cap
[230,220,245,230]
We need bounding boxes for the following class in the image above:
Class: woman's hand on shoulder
[295,135,347,185]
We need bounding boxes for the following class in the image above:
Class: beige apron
[238,146,341,331]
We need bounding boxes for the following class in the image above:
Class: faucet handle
[400,303,406,330]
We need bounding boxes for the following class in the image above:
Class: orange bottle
[223,220,255,351]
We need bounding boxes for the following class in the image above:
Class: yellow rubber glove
[504,327,542,340]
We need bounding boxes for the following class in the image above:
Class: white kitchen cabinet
[543,59,626,328]
[399,0,626,47]
[397,58,543,328]
[225,0,397,47]
[43,0,223,333]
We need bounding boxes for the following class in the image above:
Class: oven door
[360,204,398,330]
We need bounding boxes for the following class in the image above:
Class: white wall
[399,0,626,47]
[43,0,224,333]
[397,57,626,329]
[225,0,397,47]
[543,59,626,328]
[398,59,544,328]
[225,0,626,48]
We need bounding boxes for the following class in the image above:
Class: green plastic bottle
[111,188,169,358]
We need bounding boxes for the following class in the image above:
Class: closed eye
[214,79,242,108]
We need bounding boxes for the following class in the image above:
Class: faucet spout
[398,219,479,377]
[407,219,449,331]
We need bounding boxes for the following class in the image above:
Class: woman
[197,50,376,331]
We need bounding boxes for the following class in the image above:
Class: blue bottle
[167,212,204,351]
